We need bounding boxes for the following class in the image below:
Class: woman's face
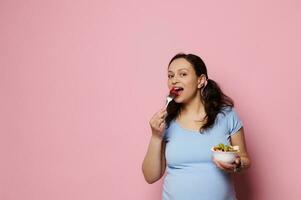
[167,58,206,103]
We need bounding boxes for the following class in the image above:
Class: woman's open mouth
[172,87,184,96]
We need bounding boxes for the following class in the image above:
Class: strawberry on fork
[165,87,181,108]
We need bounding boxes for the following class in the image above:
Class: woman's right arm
[142,108,167,184]
[142,135,166,184]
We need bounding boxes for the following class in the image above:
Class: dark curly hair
[165,53,235,133]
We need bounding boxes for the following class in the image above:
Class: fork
[165,93,176,108]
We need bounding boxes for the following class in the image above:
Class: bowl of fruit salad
[211,143,240,163]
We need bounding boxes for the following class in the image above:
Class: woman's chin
[173,96,185,104]
[173,97,180,103]
[174,94,195,104]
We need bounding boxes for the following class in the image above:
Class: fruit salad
[212,143,239,152]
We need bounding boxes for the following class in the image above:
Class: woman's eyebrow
[168,68,189,73]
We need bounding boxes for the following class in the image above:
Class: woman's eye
[168,74,186,78]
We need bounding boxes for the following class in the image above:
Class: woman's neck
[180,97,206,119]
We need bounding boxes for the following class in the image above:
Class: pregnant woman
[142,53,251,200]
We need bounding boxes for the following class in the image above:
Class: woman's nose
[171,77,179,84]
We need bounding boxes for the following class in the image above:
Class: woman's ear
[197,75,206,88]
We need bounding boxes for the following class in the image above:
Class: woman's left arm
[230,127,252,172]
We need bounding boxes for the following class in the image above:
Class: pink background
[1,0,300,199]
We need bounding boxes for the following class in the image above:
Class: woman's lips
[170,87,180,96]
[170,87,184,97]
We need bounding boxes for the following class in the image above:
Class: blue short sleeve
[227,107,243,137]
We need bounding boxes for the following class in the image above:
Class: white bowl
[211,147,239,163]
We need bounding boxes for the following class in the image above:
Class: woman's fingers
[156,109,167,125]
[219,161,235,170]
[149,108,168,136]
[151,108,166,122]
[234,157,241,165]
[158,108,167,118]
[152,108,166,120]
[159,121,166,131]
[213,158,236,173]
[212,158,223,169]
